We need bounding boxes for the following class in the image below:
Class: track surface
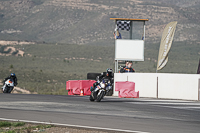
[0,94,200,133]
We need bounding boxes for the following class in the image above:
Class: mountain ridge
[0,0,200,45]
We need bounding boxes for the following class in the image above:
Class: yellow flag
[157,21,177,71]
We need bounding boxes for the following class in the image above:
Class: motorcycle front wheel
[89,91,96,102]
[89,95,95,101]
[96,91,105,102]
[8,87,13,93]
[3,87,8,93]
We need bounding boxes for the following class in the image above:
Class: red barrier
[80,80,96,95]
[66,80,96,96]
[66,80,81,95]
[115,81,139,98]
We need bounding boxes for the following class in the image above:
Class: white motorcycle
[90,79,112,102]
[2,79,14,93]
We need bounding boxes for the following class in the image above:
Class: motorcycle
[2,79,14,93]
[90,79,112,102]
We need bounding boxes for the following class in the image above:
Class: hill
[0,0,200,44]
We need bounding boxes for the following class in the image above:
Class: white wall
[114,73,200,100]
[127,73,158,98]
[114,73,158,98]
[158,73,200,100]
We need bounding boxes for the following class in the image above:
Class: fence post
[157,77,158,98]
[198,79,200,101]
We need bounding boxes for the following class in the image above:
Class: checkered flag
[117,21,131,31]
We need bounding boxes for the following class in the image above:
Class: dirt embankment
[0,40,35,57]
[0,40,35,56]
[0,40,35,45]
[0,46,24,57]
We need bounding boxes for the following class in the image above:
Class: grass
[0,43,114,94]
[12,122,25,127]
[0,121,53,133]
[0,41,199,94]
[0,121,12,128]
[0,121,25,133]
[0,121,25,128]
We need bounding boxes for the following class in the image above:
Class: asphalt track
[0,94,200,133]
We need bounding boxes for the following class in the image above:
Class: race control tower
[110,18,149,73]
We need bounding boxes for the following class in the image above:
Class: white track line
[0,118,150,133]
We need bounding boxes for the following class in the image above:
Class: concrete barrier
[158,73,200,100]
[114,73,158,98]
[114,73,200,100]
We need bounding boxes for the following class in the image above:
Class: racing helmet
[106,68,113,76]
[10,73,16,77]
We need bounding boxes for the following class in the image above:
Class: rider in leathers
[3,73,18,86]
[90,68,114,93]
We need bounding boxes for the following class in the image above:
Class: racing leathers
[91,72,114,92]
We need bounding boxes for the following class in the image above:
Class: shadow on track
[97,99,137,103]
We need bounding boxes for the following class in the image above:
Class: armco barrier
[115,81,139,98]
[66,80,96,95]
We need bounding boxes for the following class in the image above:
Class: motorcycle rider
[90,68,114,92]
[120,62,135,73]
[120,61,129,73]
[2,73,18,88]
